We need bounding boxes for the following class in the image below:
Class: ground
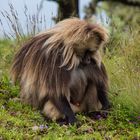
[0,36,140,139]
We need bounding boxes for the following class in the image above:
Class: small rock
[32,126,39,131]
[32,125,48,131]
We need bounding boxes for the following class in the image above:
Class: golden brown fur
[11,18,108,123]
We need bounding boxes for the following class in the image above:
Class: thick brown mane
[11,18,109,122]
[11,34,71,106]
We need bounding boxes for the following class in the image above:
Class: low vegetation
[0,25,140,139]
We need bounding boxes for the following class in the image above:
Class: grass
[0,27,140,140]
[0,75,140,139]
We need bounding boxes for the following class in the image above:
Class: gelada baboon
[11,18,109,124]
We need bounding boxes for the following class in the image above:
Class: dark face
[81,50,96,66]
[82,51,91,65]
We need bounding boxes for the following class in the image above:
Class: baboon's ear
[93,29,108,45]
[86,24,108,45]
[94,32,104,45]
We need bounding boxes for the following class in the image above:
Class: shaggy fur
[11,18,109,123]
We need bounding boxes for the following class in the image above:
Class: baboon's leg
[97,63,110,110]
[51,95,76,124]
[83,84,102,112]
[97,87,110,110]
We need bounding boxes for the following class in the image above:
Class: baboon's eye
[86,57,91,64]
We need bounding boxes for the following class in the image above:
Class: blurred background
[0,0,139,38]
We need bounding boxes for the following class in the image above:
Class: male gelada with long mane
[11,18,110,124]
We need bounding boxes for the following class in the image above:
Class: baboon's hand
[68,116,77,125]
